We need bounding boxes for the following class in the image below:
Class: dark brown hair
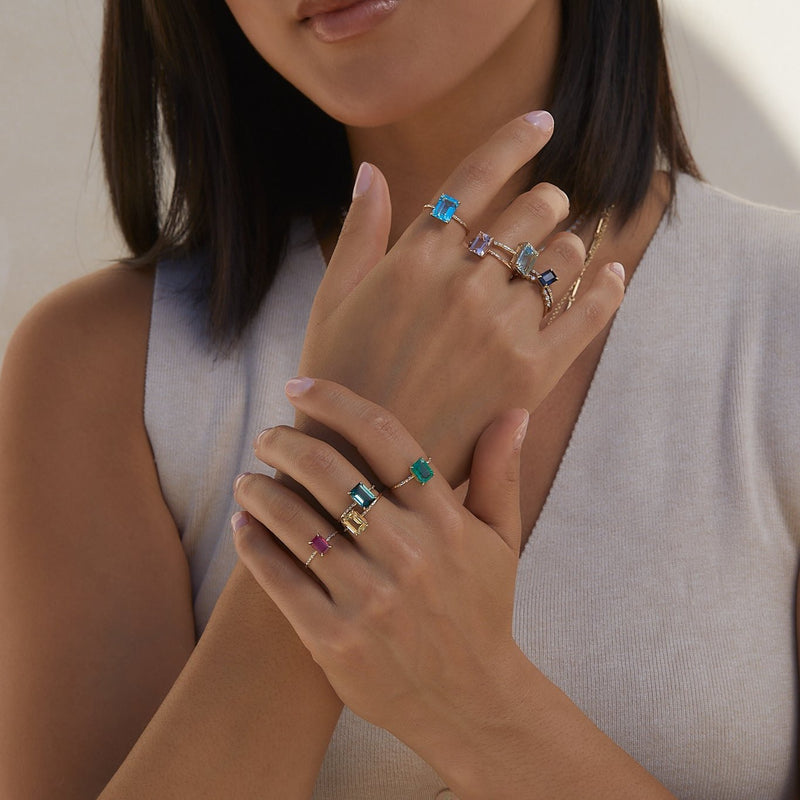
[100,0,699,344]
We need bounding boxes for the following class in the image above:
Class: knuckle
[537,182,570,218]
[360,405,402,445]
[460,156,496,192]
[270,492,304,527]
[547,234,585,270]
[449,269,490,315]
[507,119,536,150]
[297,441,338,477]
[391,535,428,584]
[433,503,465,542]
[516,191,560,228]
[361,581,398,626]
[318,623,359,664]
[580,297,606,329]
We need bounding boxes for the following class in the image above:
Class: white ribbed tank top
[144,176,800,799]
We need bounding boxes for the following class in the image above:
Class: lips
[297,0,401,43]
[296,0,366,21]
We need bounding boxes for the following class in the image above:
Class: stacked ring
[391,458,435,490]
[467,231,557,312]
[305,531,337,567]
[424,194,471,237]
[340,482,381,537]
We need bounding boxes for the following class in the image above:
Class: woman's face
[224,0,557,127]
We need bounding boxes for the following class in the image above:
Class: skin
[233,378,673,798]
[0,0,792,798]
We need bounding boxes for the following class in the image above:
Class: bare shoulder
[0,264,196,797]
[3,262,155,417]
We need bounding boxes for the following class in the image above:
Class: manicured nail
[512,411,530,451]
[523,110,554,133]
[352,162,374,200]
[234,472,252,492]
[608,262,626,282]
[231,511,250,535]
[285,377,315,397]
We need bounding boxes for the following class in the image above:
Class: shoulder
[670,175,800,270]
[1,262,155,446]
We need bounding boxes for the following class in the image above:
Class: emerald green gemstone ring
[391,458,435,490]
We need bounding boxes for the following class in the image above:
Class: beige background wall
[2,1,800,360]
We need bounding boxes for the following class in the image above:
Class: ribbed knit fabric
[145,176,800,799]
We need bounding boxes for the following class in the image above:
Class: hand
[232,377,530,766]
[297,112,625,484]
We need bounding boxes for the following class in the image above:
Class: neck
[345,2,561,248]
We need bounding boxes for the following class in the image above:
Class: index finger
[420,110,560,240]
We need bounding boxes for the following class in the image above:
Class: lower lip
[305,0,401,43]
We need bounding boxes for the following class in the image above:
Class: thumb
[463,408,529,554]
[310,161,392,322]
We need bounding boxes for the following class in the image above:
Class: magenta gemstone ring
[305,531,337,567]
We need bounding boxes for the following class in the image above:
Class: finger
[541,262,626,360]
[231,509,334,647]
[250,427,393,536]
[233,473,366,592]
[311,162,392,322]
[463,184,573,294]
[417,111,556,244]
[463,409,528,554]
[281,377,448,508]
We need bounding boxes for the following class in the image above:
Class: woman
[1,0,797,798]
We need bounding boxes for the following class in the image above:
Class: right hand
[297,111,625,484]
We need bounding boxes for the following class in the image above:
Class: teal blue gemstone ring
[391,458,435,490]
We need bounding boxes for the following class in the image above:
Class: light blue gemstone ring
[467,233,557,313]
[424,194,471,237]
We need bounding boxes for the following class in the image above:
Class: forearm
[101,562,341,799]
[410,647,675,800]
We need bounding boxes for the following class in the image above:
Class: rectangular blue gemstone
[410,458,434,484]
[514,243,539,277]
[431,194,459,223]
[349,482,377,510]
[537,269,558,287]
[468,232,493,257]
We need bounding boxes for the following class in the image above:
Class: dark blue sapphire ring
[466,233,558,313]
[424,194,471,237]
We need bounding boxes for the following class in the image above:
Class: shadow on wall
[667,14,800,211]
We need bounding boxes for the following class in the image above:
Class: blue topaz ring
[340,482,381,537]
[391,458,435,490]
[425,194,470,237]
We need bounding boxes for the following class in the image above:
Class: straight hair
[100,0,699,344]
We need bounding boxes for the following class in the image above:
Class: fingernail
[608,262,626,282]
[234,472,252,492]
[523,110,554,133]
[352,162,374,200]
[255,427,271,447]
[285,377,315,397]
[512,411,530,451]
[231,511,250,535]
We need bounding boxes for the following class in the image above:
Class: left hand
[232,376,530,760]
